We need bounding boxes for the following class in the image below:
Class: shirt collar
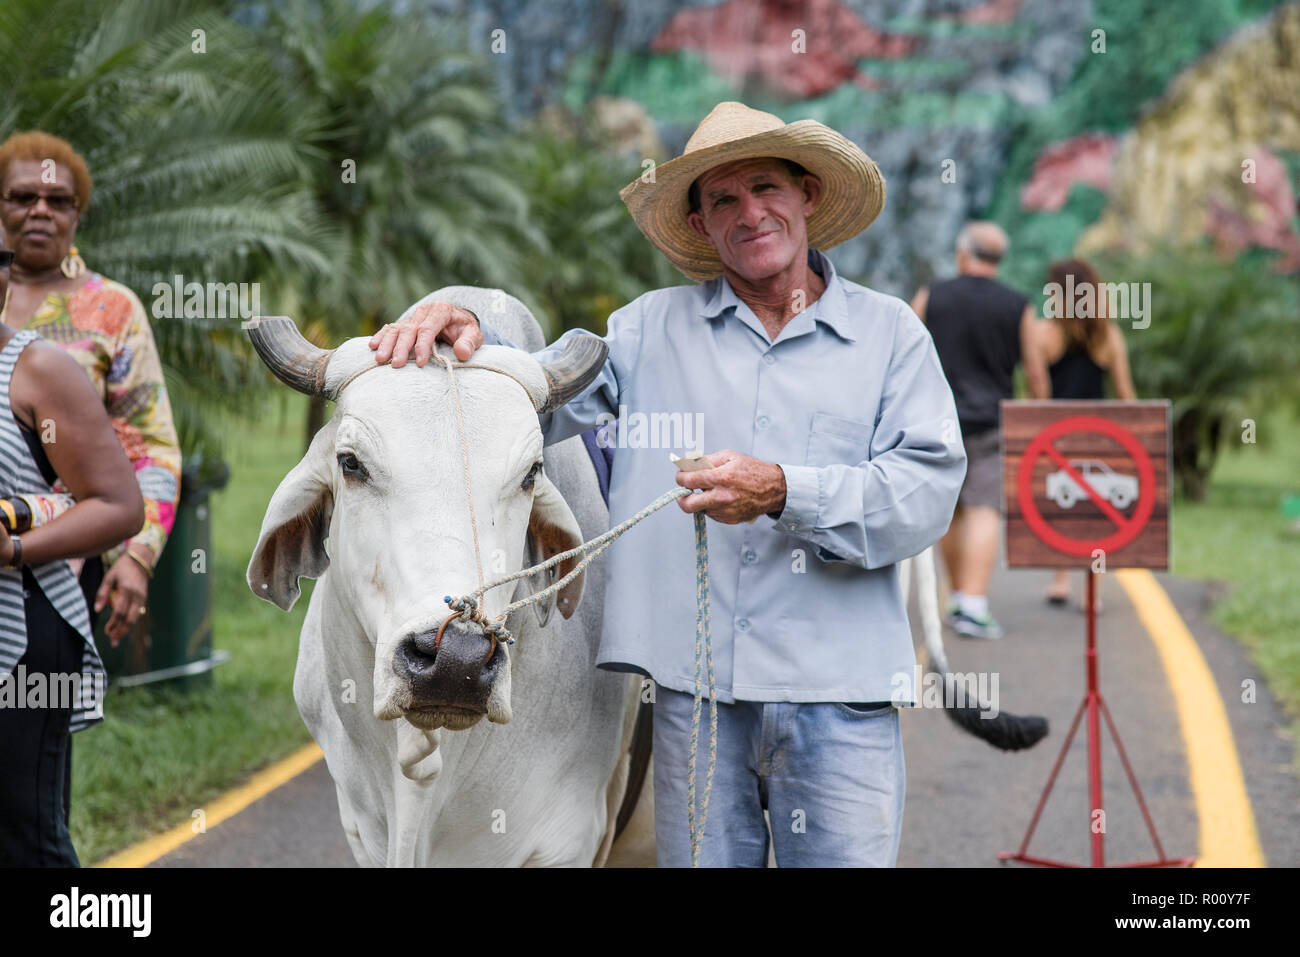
[697,249,856,342]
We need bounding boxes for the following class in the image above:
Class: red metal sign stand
[998,572,1195,868]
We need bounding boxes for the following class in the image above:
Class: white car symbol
[1046,459,1138,510]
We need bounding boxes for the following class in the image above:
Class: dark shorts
[958,428,1002,511]
[0,568,83,867]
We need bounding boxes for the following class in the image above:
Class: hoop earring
[60,245,86,280]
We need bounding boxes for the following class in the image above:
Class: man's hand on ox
[369,301,482,367]
[674,450,787,525]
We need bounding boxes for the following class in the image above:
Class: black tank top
[924,274,1028,436]
[1048,341,1105,400]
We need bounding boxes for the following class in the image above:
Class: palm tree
[1112,245,1300,500]
[260,0,543,444]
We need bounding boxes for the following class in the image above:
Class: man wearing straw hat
[370,102,966,867]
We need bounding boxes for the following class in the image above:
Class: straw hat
[619,101,885,282]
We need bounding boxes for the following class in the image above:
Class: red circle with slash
[1016,415,1156,557]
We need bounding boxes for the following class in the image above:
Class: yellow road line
[95,742,324,868]
[92,573,1265,868]
[1115,569,1265,867]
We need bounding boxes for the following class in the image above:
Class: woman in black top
[0,239,143,865]
[1025,259,1137,609]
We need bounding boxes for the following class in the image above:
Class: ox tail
[909,546,1050,753]
[941,696,1050,751]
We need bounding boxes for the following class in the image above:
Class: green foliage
[1106,244,1300,499]
[0,0,332,461]
[1172,406,1300,772]
[1,0,581,457]
[507,126,679,337]
[261,0,541,343]
[0,0,708,461]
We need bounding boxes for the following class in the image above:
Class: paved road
[150,568,1300,868]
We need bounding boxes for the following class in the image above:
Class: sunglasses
[0,250,12,268]
[2,190,79,213]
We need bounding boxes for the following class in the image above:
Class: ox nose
[395,617,505,713]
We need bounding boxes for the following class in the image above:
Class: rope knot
[484,621,514,646]
[445,594,486,623]
[444,594,515,645]
[445,594,472,614]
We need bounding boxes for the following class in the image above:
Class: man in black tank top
[911,222,1035,640]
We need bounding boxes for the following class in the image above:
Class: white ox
[245,289,652,867]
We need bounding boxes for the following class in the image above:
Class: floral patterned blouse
[8,274,181,568]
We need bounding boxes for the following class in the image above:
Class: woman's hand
[0,524,12,566]
[95,551,150,646]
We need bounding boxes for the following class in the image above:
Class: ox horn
[533,333,609,414]
[244,316,334,398]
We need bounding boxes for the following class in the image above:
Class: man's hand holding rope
[674,450,787,525]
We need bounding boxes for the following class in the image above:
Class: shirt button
[786,521,799,531]
[742,548,757,565]
[736,618,751,632]
[762,353,775,366]
[756,415,769,430]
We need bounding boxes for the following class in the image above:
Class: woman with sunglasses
[0,234,145,865]
[0,132,181,650]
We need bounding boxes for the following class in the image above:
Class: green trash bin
[94,456,231,690]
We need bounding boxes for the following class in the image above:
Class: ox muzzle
[392,616,509,730]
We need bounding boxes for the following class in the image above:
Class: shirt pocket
[804,411,874,467]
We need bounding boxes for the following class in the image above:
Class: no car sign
[1002,401,1170,569]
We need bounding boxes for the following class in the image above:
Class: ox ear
[248,420,336,611]
[528,472,585,619]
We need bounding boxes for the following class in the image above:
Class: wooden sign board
[1001,400,1170,569]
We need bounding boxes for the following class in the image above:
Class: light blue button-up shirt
[482,250,966,704]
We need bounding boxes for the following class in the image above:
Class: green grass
[1171,406,1300,771]
[70,393,317,865]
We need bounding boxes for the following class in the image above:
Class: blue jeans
[652,687,905,867]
